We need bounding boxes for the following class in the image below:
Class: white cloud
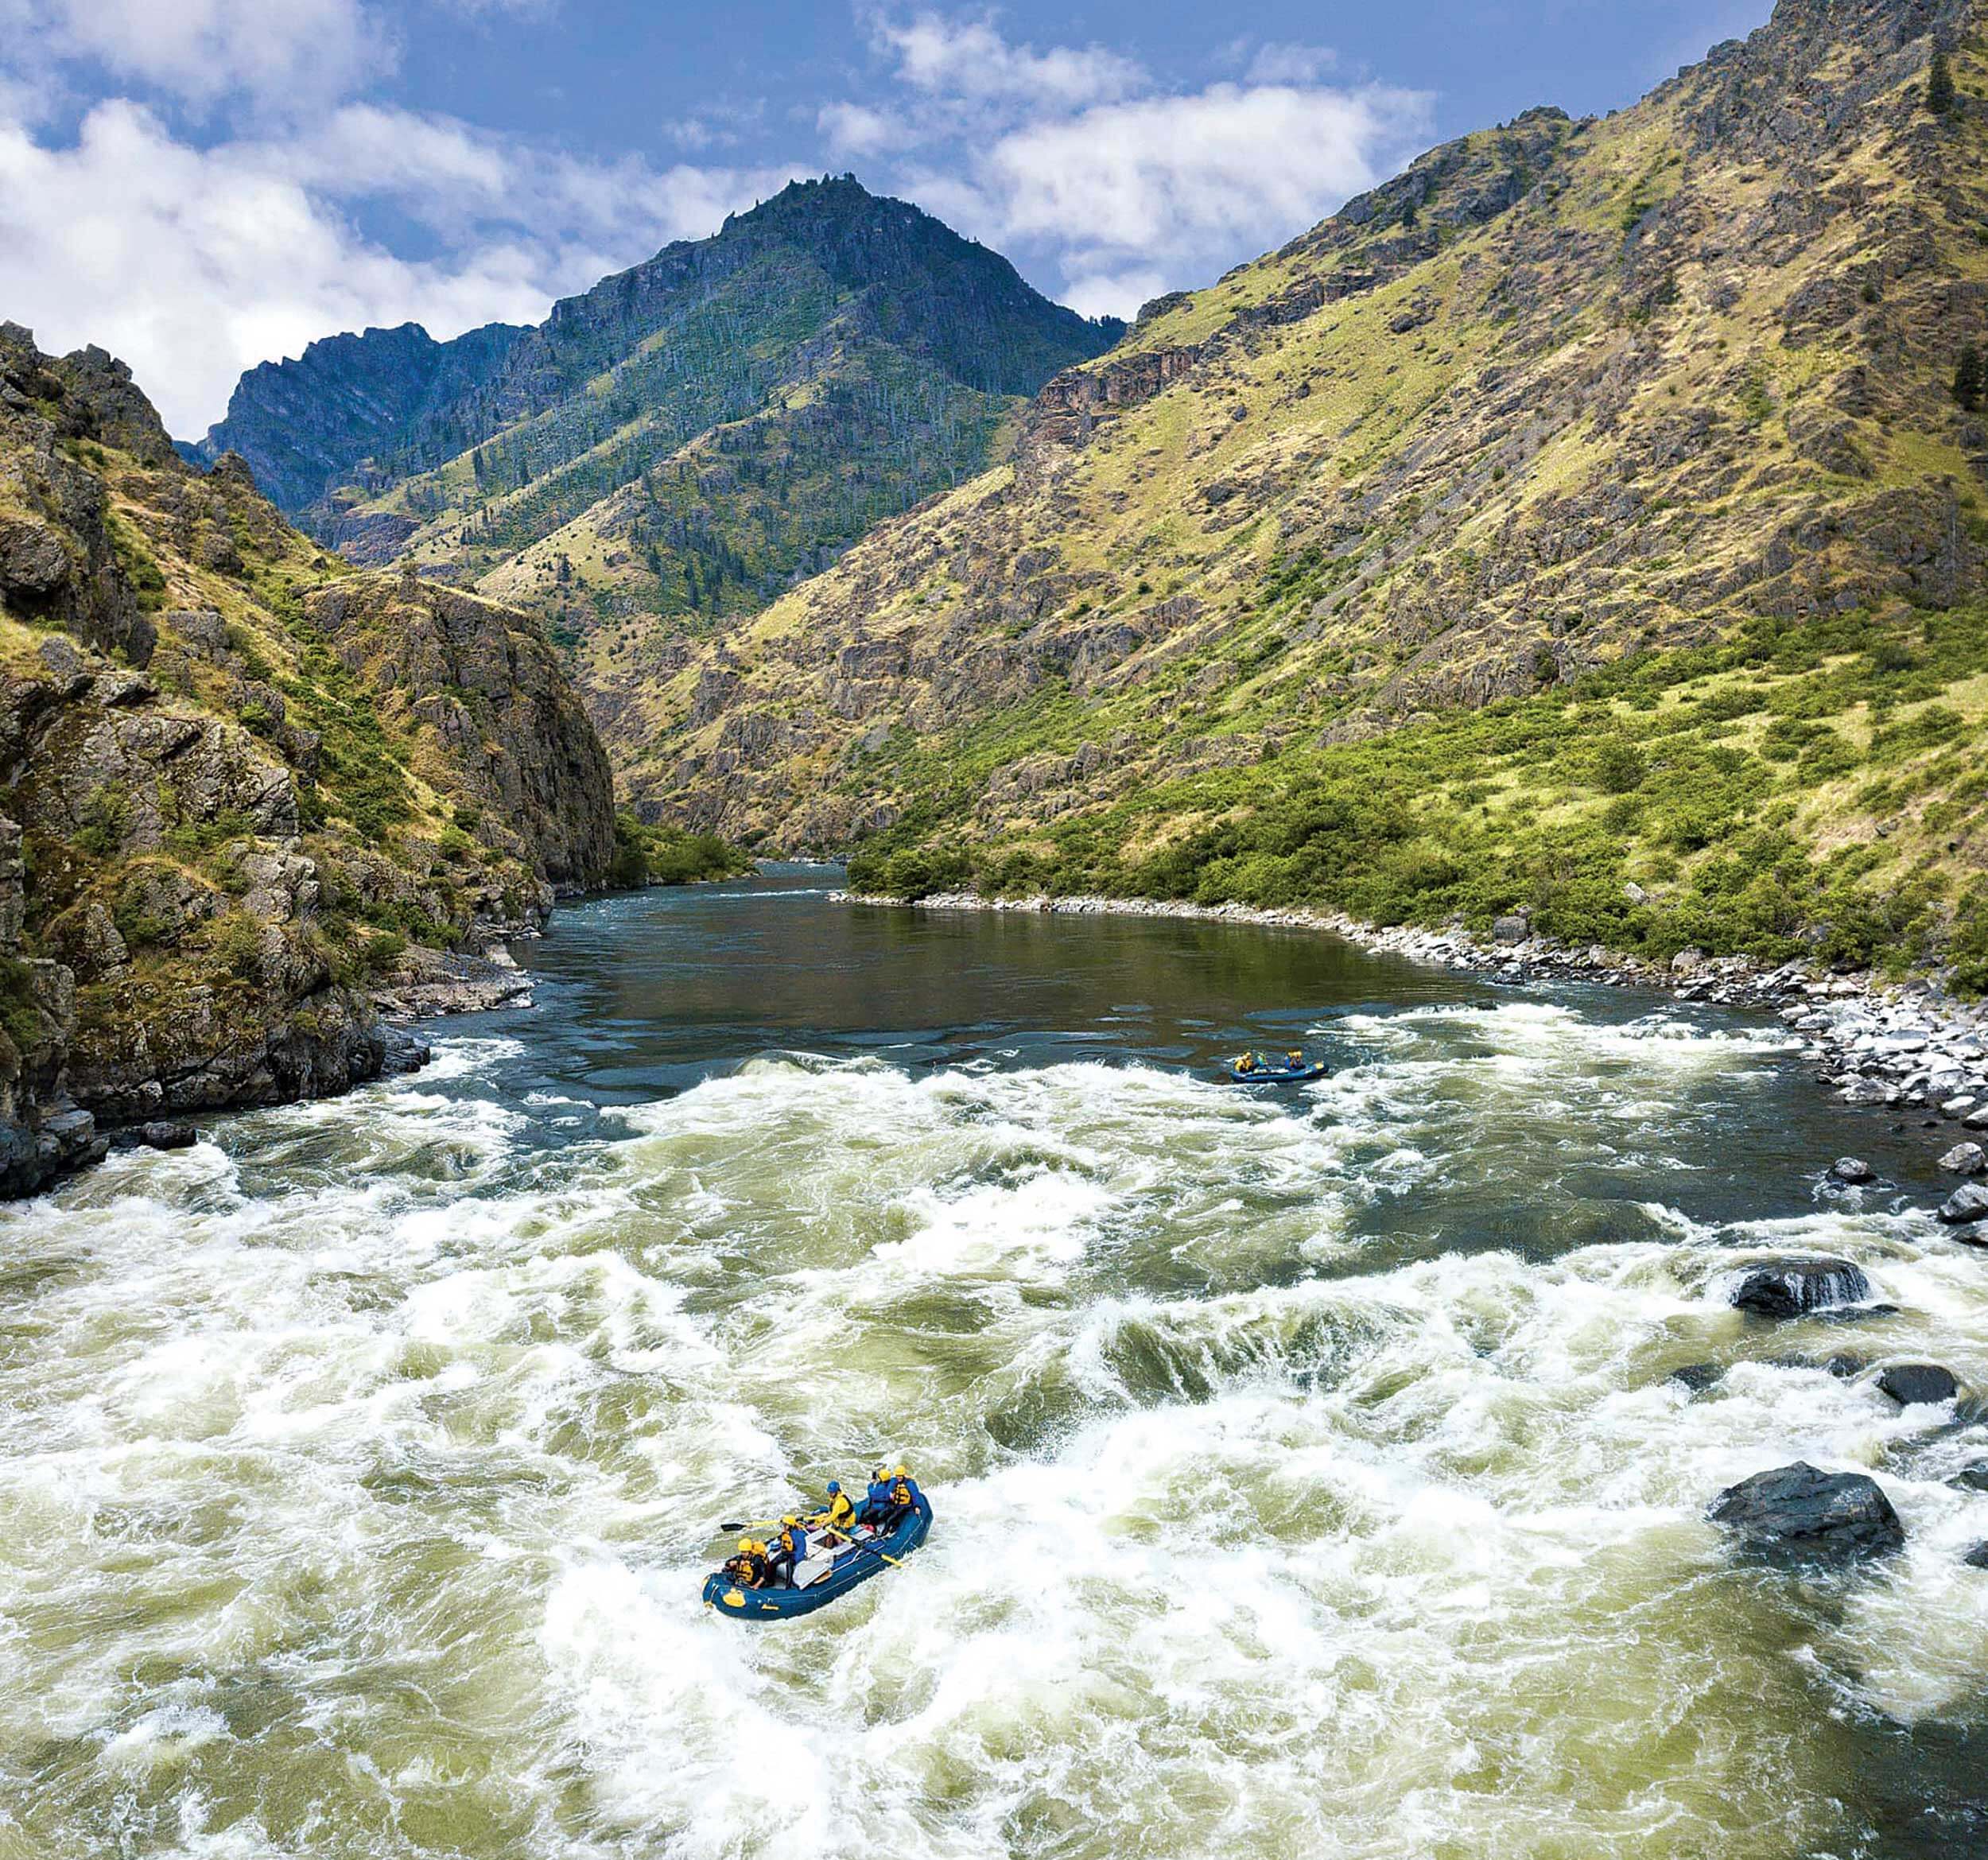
[817,100,907,159]
[984,82,1426,256]
[1245,43,1341,85]
[7,0,385,111]
[832,13,1430,324]
[1061,266,1171,324]
[0,99,798,432]
[872,10,1143,109]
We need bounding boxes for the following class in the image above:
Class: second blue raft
[1225,1061,1330,1085]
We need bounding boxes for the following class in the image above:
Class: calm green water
[4,867,1986,1858]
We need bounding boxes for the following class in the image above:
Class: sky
[0,0,1776,436]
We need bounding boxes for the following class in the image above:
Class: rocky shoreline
[842,889,1988,1186]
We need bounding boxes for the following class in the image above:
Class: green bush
[846,844,973,900]
[1593,740,1647,794]
[608,813,749,889]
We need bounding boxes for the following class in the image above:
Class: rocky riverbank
[0,321,616,1201]
[844,889,1988,1184]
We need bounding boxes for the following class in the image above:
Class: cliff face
[614,0,1988,980]
[301,573,615,891]
[0,322,615,1192]
[192,178,1124,776]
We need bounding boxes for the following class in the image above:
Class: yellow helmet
[782,1514,798,1526]
[736,1537,751,1555]
[893,1465,908,1478]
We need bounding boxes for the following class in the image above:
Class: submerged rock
[1730,1258,1872,1319]
[1669,1362,1724,1392]
[1967,1544,1988,1571]
[1708,1462,1905,1561]
[1876,1364,1959,1407]
[109,1120,198,1151]
[1950,1464,1988,1493]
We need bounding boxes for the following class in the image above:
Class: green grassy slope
[634,0,1988,988]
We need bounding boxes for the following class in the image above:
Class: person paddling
[856,1466,892,1528]
[724,1538,771,1589]
[879,1465,919,1531]
[767,1516,807,1587]
[813,1481,856,1534]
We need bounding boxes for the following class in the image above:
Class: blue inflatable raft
[702,1497,934,1621]
[1225,1059,1330,1085]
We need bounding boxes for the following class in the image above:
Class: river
[5,866,1987,1858]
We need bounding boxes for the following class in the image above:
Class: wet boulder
[1708,1462,1905,1561]
[1876,1364,1959,1408]
[1967,1544,1988,1571]
[1828,1157,1876,1185]
[1950,1464,1988,1493]
[1939,1183,1988,1227]
[111,1120,198,1151]
[380,1027,433,1077]
[1730,1258,1871,1319]
[1939,1142,1986,1178]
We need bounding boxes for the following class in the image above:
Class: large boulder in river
[1828,1157,1875,1185]
[1730,1258,1871,1319]
[1876,1364,1959,1408]
[1939,1142,1986,1178]
[1939,1184,1988,1227]
[1708,1462,1905,1561]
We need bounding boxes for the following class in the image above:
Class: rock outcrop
[301,575,615,892]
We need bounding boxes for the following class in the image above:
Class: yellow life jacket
[824,1491,855,1528]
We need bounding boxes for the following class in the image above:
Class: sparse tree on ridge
[1955,344,1986,412]
[1928,50,1958,116]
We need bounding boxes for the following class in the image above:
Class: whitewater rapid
[4,997,1986,1858]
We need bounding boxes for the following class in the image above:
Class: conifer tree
[1955,344,1986,413]
[1928,51,1958,116]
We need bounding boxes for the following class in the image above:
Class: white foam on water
[4,1015,1986,1856]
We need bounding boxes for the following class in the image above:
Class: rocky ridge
[0,322,615,1193]
[194,178,1124,777]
